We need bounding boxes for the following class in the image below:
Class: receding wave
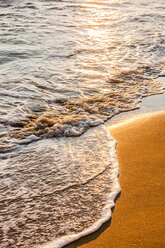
[0,126,120,248]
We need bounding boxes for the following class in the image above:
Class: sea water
[0,0,164,247]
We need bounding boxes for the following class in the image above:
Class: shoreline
[65,110,165,248]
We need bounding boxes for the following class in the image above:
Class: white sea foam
[0,125,120,248]
[38,128,120,248]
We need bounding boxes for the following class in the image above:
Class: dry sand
[65,111,165,248]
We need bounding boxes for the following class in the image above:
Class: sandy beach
[65,110,165,248]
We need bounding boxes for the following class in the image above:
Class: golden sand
[65,111,165,248]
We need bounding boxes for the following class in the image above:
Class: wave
[0,65,164,154]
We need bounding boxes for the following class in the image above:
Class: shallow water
[0,0,165,247]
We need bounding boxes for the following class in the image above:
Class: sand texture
[65,111,165,248]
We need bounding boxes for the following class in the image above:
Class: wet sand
[65,111,165,248]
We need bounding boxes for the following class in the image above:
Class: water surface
[0,0,165,247]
